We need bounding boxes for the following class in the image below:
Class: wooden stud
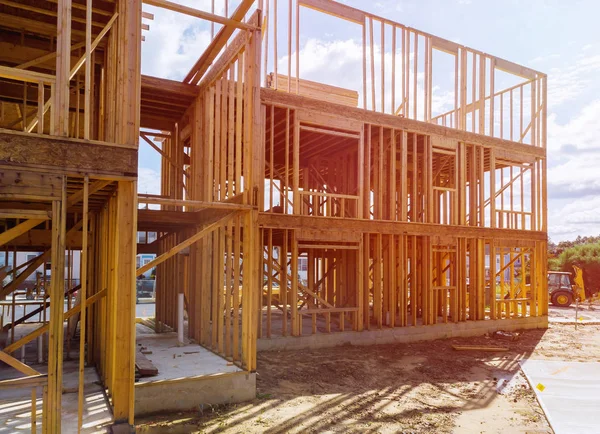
[76,176,88,433]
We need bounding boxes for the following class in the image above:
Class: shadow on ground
[136,328,552,433]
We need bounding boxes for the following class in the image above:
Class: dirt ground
[548,302,600,322]
[136,307,600,434]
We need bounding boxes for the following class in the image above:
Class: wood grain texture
[0,130,137,177]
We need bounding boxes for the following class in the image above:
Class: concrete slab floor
[135,324,242,383]
[0,360,112,433]
[0,323,112,433]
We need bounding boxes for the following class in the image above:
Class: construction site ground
[136,305,600,433]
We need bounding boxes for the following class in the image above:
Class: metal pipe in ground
[177,293,184,346]
[575,297,579,330]
[38,335,43,363]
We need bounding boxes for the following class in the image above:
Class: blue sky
[140,0,600,242]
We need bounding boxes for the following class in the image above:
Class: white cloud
[530,53,560,64]
[278,38,363,95]
[547,54,600,109]
[547,99,600,241]
[141,0,225,80]
[277,38,446,117]
[547,99,600,153]
[137,167,161,195]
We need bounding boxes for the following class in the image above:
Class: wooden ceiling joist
[140,75,199,128]
[0,12,80,38]
[16,41,88,70]
[0,0,107,28]
[141,74,199,98]
[46,0,114,17]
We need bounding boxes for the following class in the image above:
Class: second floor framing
[0,0,547,232]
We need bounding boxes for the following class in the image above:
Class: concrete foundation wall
[134,371,256,416]
[257,316,548,352]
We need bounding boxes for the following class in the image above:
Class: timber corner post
[111,0,142,425]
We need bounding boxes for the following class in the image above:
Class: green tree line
[549,237,600,296]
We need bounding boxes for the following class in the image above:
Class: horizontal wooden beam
[0,210,51,220]
[452,345,509,352]
[495,58,540,80]
[298,243,359,250]
[299,0,365,25]
[137,195,253,210]
[139,131,171,139]
[0,171,64,201]
[137,209,201,231]
[140,113,177,131]
[143,0,257,30]
[431,36,459,55]
[137,242,158,254]
[136,211,238,276]
[0,219,83,299]
[0,129,137,177]
[0,0,107,29]
[0,12,85,38]
[0,65,56,84]
[0,374,47,390]
[258,213,548,241]
[261,89,546,158]
[141,74,199,98]
[7,228,83,250]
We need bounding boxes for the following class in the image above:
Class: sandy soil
[548,302,600,322]
[136,315,600,434]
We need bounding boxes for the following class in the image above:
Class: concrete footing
[110,422,135,434]
[134,371,256,416]
[257,316,548,352]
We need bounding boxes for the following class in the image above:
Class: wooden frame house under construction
[0,0,547,431]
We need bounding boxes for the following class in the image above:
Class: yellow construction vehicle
[548,265,586,307]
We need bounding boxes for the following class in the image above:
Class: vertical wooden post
[45,177,66,432]
[290,230,299,336]
[293,117,300,214]
[358,125,364,219]
[357,234,364,331]
[111,180,137,424]
[389,234,396,327]
[489,241,496,320]
[37,82,44,134]
[490,149,496,228]
[55,0,72,136]
[374,233,382,328]
[77,176,89,433]
[108,0,141,424]
[400,131,408,221]
[459,49,467,130]
[478,55,486,134]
